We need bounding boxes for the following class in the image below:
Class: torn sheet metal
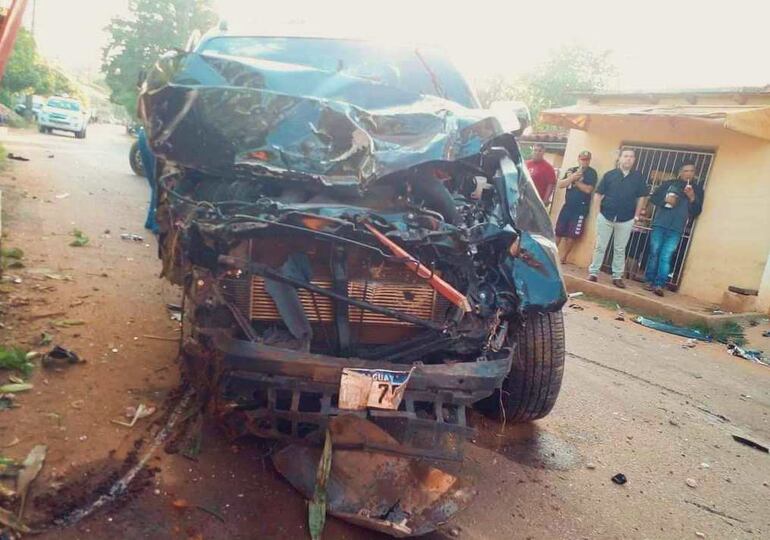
[273,415,475,537]
[141,49,501,187]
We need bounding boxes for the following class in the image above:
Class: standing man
[587,148,649,288]
[526,143,557,204]
[643,161,704,296]
[554,150,598,263]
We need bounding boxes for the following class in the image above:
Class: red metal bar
[0,0,31,83]
[363,222,472,313]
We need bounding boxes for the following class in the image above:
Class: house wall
[552,114,770,311]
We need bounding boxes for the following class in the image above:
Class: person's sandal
[642,283,654,291]
[588,275,598,282]
[653,287,665,297]
[612,279,626,289]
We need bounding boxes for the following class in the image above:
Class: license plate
[338,368,413,411]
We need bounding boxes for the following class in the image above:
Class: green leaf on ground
[0,346,34,376]
[1,247,24,259]
[69,229,89,247]
[0,383,33,393]
[1,247,25,269]
[309,429,333,540]
[52,319,86,328]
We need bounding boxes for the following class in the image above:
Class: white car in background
[37,96,88,139]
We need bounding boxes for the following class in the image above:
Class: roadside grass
[691,320,747,345]
[574,293,748,345]
[0,142,6,172]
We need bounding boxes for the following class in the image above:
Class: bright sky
[30,0,770,90]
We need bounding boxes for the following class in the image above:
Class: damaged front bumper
[207,331,511,461]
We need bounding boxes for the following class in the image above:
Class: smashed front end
[140,46,566,463]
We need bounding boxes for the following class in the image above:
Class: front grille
[249,277,437,326]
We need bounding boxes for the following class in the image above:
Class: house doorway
[602,143,715,289]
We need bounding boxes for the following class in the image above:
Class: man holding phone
[644,160,704,296]
[555,150,597,263]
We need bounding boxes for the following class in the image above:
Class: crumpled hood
[140,50,504,186]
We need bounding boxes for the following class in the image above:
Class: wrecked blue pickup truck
[140,31,566,534]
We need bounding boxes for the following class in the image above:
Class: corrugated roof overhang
[540,104,770,141]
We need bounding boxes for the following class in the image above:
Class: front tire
[477,311,565,422]
[129,140,145,176]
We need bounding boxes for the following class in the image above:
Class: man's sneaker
[642,283,654,292]
[588,275,598,282]
[612,279,626,289]
[653,287,665,297]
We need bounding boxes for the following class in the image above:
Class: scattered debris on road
[6,153,30,162]
[273,415,475,537]
[120,233,144,242]
[166,303,182,322]
[68,229,90,247]
[726,343,769,366]
[41,345,83,369]
[633,316,711,341]
[0,383,33,393]
[16,444,47,520]
[611,473,627,485]
[111,403,156,428]
[682,338,698,349]
[52,319,86,328]
[731,434,769,453]
[685,478,698,488]
[615,304,625,321]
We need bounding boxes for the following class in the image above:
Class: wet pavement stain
[471,420,582,471]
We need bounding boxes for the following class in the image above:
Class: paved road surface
[0,125,768,539]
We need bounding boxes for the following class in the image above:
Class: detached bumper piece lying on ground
[141,40,567,536]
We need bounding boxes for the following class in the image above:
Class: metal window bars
[601,144,715,289]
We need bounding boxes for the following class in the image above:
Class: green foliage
[101,0,218,116]
[691,320,746,346]
[476,42,616,129]
[1,246,24,269]
[69,229,90,247]
[0,28,81,107]
[0,346,33,377]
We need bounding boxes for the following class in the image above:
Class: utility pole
[31,0,36,37]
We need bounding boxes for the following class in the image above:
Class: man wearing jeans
[643,161,704,296]
[588,148,649,288]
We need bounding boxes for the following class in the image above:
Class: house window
[602,143,715,289]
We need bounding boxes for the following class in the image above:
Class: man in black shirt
[555,150,597,263]
[643,161,704,296]
[588,148,649,288]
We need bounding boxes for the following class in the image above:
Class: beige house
[541,87,770,314]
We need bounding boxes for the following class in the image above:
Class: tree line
[0,28,83,108]
[101,1,616,127]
